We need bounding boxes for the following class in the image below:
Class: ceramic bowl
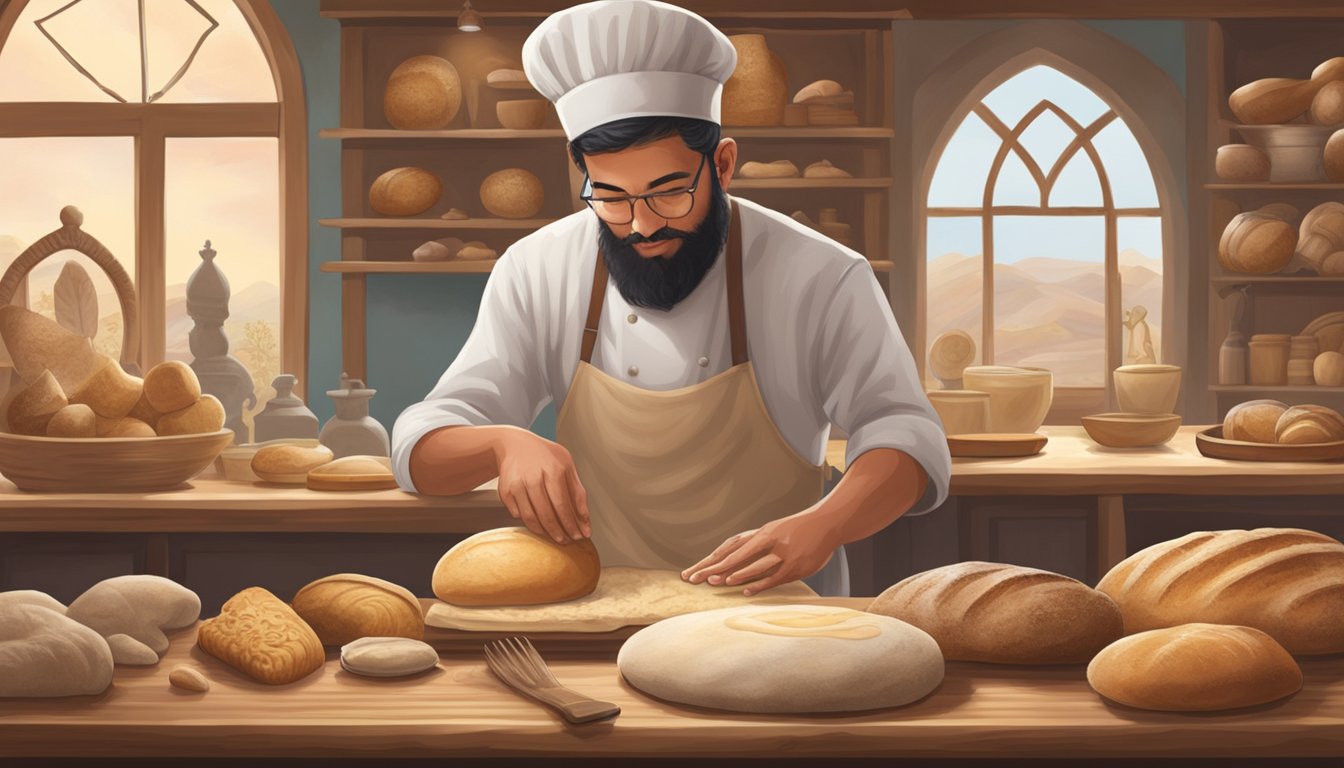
[1113,364,1182,414]
[1082,412,1182,448]
[1237,124,1334,183]
[960,366,1053,434]
[925,390,991,436]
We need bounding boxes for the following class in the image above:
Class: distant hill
[927,248,1163,386]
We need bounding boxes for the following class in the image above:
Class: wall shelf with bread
[320,2,898,382]
[1205,18,1344,414]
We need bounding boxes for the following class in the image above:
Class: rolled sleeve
[390,250,550,493]
[815,263,951,517]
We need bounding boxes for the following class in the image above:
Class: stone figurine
[186,241,256,443]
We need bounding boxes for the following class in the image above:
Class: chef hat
[522,0,737,140]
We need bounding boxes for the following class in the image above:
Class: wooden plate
[1302,311,1344,354]
[1195,426,1344,462]
[307,455,396,491]
[947,433,1047,458]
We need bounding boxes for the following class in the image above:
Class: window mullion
[135,117,167,372]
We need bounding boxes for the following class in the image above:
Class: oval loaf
[433,527,600,606]
[291,573,424,646]
[868,561,1123,664]
[1096,528,1344,655]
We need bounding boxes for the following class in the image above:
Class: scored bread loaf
[1096,528,1344,655]
[867,561,1123,664]
[1087,623,1302,712]
[291,573,424,646]
[433,527,600,606]
[197,587,324,685]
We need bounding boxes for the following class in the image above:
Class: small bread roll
[486,68,528,84]
[1223,399,1288,443]
[433,527,600,606]
[1087,624,1301,712]
[479,168,544,219]
[370,167,442,217]
[69,357,143,420]
[252,443,334,483]
[1315,351,1344,386]
[307,455,396,491]
[739,160,799,179]
[1274,404,1344,444]
[46,404,97,438]
[793,79,843,103]
[803,159,852,178]
[96,416,156,438]
[1311,80,1344,126]
[156,394,225,436]
[456,241,497,261]
[291,573,424,646]
[143,361,201,414]
[6,369,67,436]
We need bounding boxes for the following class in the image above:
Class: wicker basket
[0,207,229,491]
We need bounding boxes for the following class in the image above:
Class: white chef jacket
[391,196,951,516]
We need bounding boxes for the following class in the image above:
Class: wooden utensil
[1196,426,1344,462]
[1230,57,1344,125]
[946,433,1047,458]
[484,637,620,724]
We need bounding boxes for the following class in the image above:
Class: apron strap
[581,198,746,366]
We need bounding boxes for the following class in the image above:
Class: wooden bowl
[1081,413,1182,448]
[0,429,234,491]
[946,433,1047,458]
[1196,426,1344,462]
[495,99,549,130]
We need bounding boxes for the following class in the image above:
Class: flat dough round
[617,604,943,713]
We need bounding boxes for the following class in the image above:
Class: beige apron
[556,201,828,570]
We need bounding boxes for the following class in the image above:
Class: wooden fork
[483,637,621,724]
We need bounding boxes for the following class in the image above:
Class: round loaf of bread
[1087,623,1301,711]
[46,404,96,438]
[1218,212,1296,274]
[156,394,225,436]
[1274,404,1344,444]
[618,604,943,713]
[1222,399,1288,443]
[143,361,201,414]
[1311,80,1344,126]
[432,527,600,606]
[1097,528,1344,655]
[1298,201,1344,272]
[868,561,1123,664]
[69,357,143,420]
[1327,129,1344,182]
[479,168,544,219]
[1315,351,1344,386]
[1214,144,1270,182]
[6,370,67,436]
[384,55,461,130]
[370,167,442,217]
[291,573,424,646]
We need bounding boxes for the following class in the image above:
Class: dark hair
[568,116,721,172]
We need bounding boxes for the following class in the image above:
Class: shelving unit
[1204,19,1344,416]
[320,2,900,382]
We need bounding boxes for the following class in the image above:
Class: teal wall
[271,3,1181,441]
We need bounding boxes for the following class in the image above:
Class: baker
[391,0,949,597]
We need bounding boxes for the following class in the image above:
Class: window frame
[0,0,308,400]
[915,38,1184,423]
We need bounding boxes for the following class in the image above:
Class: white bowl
[1113,364,1181,415]
[961,366,1053,434]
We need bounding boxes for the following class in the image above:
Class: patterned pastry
[197,587,324,685]
[291,574,424,646]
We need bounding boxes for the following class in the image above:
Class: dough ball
[143,361,201,414]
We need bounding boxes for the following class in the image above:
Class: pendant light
[457,1,483,32]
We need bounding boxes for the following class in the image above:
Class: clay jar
[721,35,787,126]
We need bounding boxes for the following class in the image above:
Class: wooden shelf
[324,259,895,275]
[1204,182,1344,190]
[320,127,896,141]
[319,217,556,230]
[1212,276,1344,286]
[1210,385,1344,393]
[733,177,893,189]
[322,260,498,274]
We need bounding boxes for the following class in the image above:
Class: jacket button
[628,365,639,377]
[698,357,709,367]
[627,313,638,324]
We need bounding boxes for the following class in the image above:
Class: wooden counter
[3,607,1342,760]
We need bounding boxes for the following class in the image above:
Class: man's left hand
[681,512,838,596]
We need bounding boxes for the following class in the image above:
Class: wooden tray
[1196,426,1344,462]
[947,433,1047,458]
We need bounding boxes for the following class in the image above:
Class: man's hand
[494,429,591,543]
[681,511,838,596]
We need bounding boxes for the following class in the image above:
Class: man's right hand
[493,428,591,543]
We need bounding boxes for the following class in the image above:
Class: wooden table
[3,605,1341,760]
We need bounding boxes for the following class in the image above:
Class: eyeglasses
[580,154,707,225]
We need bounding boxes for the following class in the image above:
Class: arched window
[0,0,307,430]
[925,64,1165,411]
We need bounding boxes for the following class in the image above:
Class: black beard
[596,177,730,312]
